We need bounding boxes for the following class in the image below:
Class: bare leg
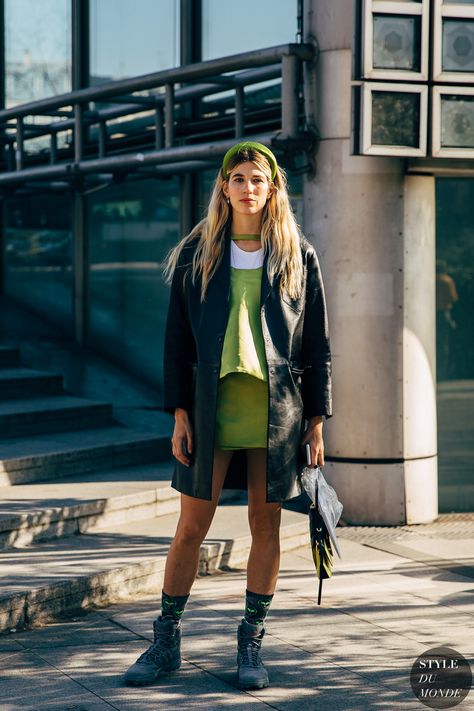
[163,447,233,596]
[246,448,282,594]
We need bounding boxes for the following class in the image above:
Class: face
[223,161,274,215]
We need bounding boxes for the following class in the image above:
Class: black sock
[244,589,274,625]
[161,590,189,622]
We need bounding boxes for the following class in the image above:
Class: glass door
[436,178,474,512]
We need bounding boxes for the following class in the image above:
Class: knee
[248,506,282,540]
[174,519,207,546]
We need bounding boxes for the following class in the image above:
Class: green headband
[222,141,277,180]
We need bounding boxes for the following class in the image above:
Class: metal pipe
[15,118,24,171]
[0,43,314,121]
[0,133,278,185]
[164,85,175,148]
[235,86,245,138]
[155,105,164,150]
[98,121,107,158]
[50,133,58,164]
[74,104,84,162]
[0,65,282,140]
[282,53,299,139]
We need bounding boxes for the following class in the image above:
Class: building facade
[0,0,472,522]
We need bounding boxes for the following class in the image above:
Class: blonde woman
[124,141,332,689]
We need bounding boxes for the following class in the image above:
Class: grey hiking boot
[237,618,270,689]
[124,616,181,686]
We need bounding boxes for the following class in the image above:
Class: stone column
[303,0,437,524]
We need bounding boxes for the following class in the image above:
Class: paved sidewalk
[0,527,473,711]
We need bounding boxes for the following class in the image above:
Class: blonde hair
[162,147,304,302]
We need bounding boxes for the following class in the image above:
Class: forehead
[228,160,266,178]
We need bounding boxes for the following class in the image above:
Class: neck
[230,213,263,235]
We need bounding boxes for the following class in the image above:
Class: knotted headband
[222,141,277,180]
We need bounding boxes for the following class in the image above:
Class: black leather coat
[163,225,332,502]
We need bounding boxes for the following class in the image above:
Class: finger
[171,438,190,467]
[186,430,193,453]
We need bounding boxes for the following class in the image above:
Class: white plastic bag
[299,461,344,559]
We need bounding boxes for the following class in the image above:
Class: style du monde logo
[410,646,472,708]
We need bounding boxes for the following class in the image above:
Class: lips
[240,199,256,203]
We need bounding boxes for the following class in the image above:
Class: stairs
[0,344,309,632]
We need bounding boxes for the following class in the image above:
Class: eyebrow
[231,172,265,178]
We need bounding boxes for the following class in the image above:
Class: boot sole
[238,680,270,689]
[124,660,181,685]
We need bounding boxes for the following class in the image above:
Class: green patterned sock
[244,589,274,625]
[161,590,189,622]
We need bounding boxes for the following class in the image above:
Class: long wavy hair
[162,146,304,302]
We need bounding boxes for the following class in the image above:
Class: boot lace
[138,628,175,666]
[238,637,262,668]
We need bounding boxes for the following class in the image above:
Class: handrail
[0,42,317,188]
[0,43,312,120]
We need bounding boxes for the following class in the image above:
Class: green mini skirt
[215,372,268,450]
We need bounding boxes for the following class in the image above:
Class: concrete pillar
[303,0,438,524]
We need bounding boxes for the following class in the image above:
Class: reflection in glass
[436,178,474,511]
[371,91,420,147]
[373,15,421,71]
[202,0,298,60]
[3,194,73,334]
[441,95,474,148]
[201,0,297,119]
[5,0,71,107]
[88,178,179,387]
[89,0,179,84]
[442,19,474,72]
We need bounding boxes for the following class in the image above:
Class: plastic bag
[299,464,344,559]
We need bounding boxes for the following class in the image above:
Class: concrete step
[0,346,20,367]
[0,368,63,399]
[0,461,180,549]
[0,426,170,485]
[0,395,114,437]
[0,506,309,631]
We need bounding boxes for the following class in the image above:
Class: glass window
[88,177,179,388]
[436,178,474,512]
[373,15,421,71]
[202,0,298,60]
[201,0,298,129]
[89,0,180,84]
[440,95,474,148]
[3,193,73,334]
[371,91,421,147]
[442,19,474,73]
[4,0,71,107]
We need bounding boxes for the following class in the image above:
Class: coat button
[213,366,218,373]
[269,367,275,375]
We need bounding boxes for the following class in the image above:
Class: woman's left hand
[301,416,325,467]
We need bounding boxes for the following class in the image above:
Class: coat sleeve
[162,250,197,416]
[301,247,332,419]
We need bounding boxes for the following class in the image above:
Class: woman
[124,141,332,689]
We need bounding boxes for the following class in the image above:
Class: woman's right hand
[171,408,193,467]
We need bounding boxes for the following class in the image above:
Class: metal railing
[0,43,317,190]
